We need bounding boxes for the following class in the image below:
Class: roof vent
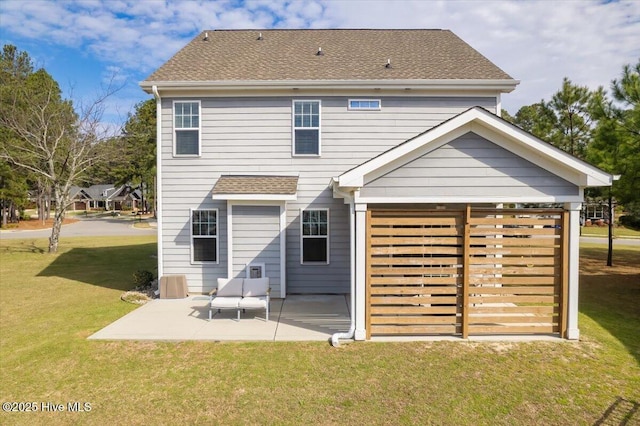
[385,58,392,69]
[316,47,324,56]
[257,32,263,40]
[203,32,209,41]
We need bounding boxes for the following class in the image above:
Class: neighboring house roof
[336,107,612,194]
[212,175,299,201]
[142,29,517,92]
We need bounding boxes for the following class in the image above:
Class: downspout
[331,182,356,347]
[152,85,163,282]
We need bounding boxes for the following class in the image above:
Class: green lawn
[581,224,640,238]
[1,236,638,425]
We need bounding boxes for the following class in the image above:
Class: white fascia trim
[141,78,520,93]
[212,194,297,201]
[354,195,586,205]
[469,111,612,186]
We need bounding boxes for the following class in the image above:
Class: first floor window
[301,209,329,263]
[174,101,200,156]
[191,209,217,262]
[293,100,320,155]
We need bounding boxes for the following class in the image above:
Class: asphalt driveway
[0,216,157,239]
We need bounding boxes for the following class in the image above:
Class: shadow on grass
[594,397,639,425]
[580,247,640,364]
[38,243,157,291]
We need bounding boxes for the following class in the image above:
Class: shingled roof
[143,29,514,83]
[212,175,299,196]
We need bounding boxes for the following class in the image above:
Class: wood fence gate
[366,207,568,339]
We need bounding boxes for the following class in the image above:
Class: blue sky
[1,0,639,133]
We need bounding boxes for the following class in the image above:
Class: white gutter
[152,85,163,279]
[331,181,356,347]
[141,78,519,93]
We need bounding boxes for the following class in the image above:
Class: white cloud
[1,0,638,122]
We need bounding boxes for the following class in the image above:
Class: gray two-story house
[142,29,611,342]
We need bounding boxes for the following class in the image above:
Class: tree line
[502,62,639,217]
[0,45,156,252]
[1,42,638,252]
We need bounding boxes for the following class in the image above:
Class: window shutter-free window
[301,209,329,263]
[174,101,200,156]
[191,209,217,262]
[293,100,320,155]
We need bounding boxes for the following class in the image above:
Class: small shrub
[133,270,154,288]
[619,215,640,230]
[120,291,151,305]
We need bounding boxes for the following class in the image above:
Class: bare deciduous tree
[0,44,120,252]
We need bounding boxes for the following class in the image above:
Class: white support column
[354,202,367,341]
[565,202,582,340]
[279,202,287,298]
[227,201,234,279]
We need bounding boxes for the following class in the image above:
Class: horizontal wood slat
[469,256,557,265]
[371,296,459,305]
[370,286,459,295]
[468,315,558,324]
[369,257,462,266]
[469,237,560,247]
[467,325,559,334]
[372,306,460,315]
[371,325,461,335]
[372,316,460,325]
[469,276,557,285]
[470,227,561,236]
[469,295,558,304]
[370,277,461,286]
[468,286,557,294]
[469,217,561,226]
[468,306,556,314]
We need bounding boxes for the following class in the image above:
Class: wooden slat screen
[367,210,464,337]
[466,209,563,335]
[366,207,565,338]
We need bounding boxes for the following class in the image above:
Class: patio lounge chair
[208,277,270,321]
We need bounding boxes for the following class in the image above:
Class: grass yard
[0,236,638,425]
[581,224,640,238]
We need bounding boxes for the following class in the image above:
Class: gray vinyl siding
[159,96,497,294]
[361,132,579,198]
[231,206,281,295]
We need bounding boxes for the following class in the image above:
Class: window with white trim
[293,100,320,155]
[348,99,381,111]
[191,209,217,263]
[301,209,329,264]
[174,101,200,156]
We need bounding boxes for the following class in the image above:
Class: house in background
[141,29,611,342]
[69,184,142,211]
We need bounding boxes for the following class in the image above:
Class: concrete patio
[89,294,350,342]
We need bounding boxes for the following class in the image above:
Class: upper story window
[174,101,200,156]
[191,209,218,263]
[293,100,320,156]
[348,99,381,111]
